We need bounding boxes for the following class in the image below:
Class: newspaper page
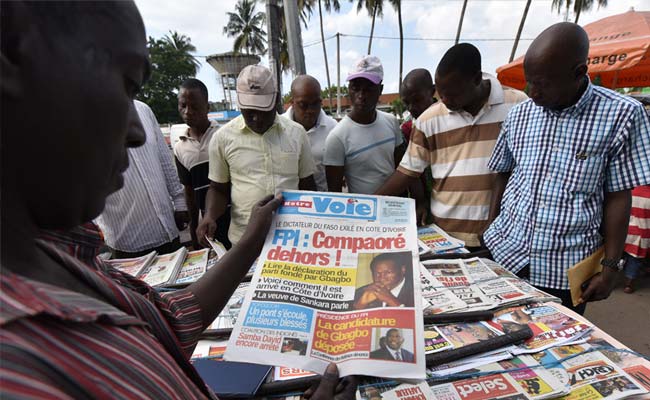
[420,264,467,314]
[208,282,249,330]
[429,354,569,400]
[476,279,532,308]
[424,326,455,354]
[357,381,435,400]
[191,339,228,360]
[449,286,494,312]
[175,249,210,284]
[225,191,425,379]
[418,223,464,253]
[105,251,156,277]
[556,351,646,400]
[489,304,593,354]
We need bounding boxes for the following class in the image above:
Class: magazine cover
[104,251,156,277]
[224,191,424,379]
[175,249,210,284]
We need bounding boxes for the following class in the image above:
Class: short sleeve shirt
[323,110,403,194]
[174,121,219,212]
[484,82,650,290]
[208,114,315,244]
[286,107,337,191]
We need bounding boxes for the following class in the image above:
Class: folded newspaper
[224,191,425,379]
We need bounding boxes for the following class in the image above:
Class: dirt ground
[584,272,650,356]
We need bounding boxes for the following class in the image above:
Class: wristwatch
[600,258,625,271]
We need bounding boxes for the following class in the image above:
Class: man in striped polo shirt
[377,44,527,248]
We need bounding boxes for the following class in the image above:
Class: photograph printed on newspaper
[224,191,425,378]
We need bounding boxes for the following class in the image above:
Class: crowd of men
[1,1,649,398]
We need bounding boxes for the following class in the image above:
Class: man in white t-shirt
[324,55,405,194]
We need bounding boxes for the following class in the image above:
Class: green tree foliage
[138,32,199,124]
[224,0,267,55]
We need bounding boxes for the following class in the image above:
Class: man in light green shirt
[197,65,316,245]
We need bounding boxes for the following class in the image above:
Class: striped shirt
[398,74,527,246]
[485,81,650,290]
[96,100,187,253]
[0,224,213,399]
[174,121,219,211]
[625,185,650,259]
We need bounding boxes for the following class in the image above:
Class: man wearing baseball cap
[324,55,405,194]
[197,64,316,246]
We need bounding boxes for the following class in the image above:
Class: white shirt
[324,110,403,194]
[384,278,406,307]
[285,107,337,191]
[96,101,187,252]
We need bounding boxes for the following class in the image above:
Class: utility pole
[455,0,468,45]
[266,0,283,113]
[283,0,306,76]
[336,32,341,118]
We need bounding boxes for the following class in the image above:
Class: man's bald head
[401,69,435,119]
[525,22,589,72]
[524,22,590,110]
[290,74,322,131]
[291,75,321,97]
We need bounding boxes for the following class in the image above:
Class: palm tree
[388,0,403,89]
[355,0,384,55]
[509,0,532,62]
[223,0,267,55]
[163,31,201,74]
[552,0,608,24]
[455,0,468,45]
[318,0,341,113]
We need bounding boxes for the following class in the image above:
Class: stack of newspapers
[104,237,228,287]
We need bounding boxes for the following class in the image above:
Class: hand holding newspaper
[225,191,425,379]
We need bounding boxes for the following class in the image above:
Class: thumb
[579,275,598,303]
[312,363,339,399]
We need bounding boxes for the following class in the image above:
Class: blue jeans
[624,253,647,280]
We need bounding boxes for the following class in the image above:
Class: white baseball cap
[237,65,277,111]
[347,55,383,84]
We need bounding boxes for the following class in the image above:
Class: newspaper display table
[144,193,649,400]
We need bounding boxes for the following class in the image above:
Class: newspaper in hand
[224,191,425,379]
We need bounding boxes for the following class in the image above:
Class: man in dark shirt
[175,79,231,249]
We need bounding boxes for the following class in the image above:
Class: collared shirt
[485,81,650,290]
[96,100,187,253]
[0,224,213,399]
[174,121,220,211]
[209,114,315,244]
[398,74,527,247]
[286,107,337,191]
[386,278,406,307]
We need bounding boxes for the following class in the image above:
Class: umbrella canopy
[497,9,650,90]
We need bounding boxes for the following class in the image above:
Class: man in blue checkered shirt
[484,23,650,314]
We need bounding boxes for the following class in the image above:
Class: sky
[134,0,650,103]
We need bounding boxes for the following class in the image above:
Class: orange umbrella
[497,9,650,90]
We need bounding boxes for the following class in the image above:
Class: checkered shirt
[484,81,650,290]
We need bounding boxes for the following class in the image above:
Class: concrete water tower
[206,52,261,110]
